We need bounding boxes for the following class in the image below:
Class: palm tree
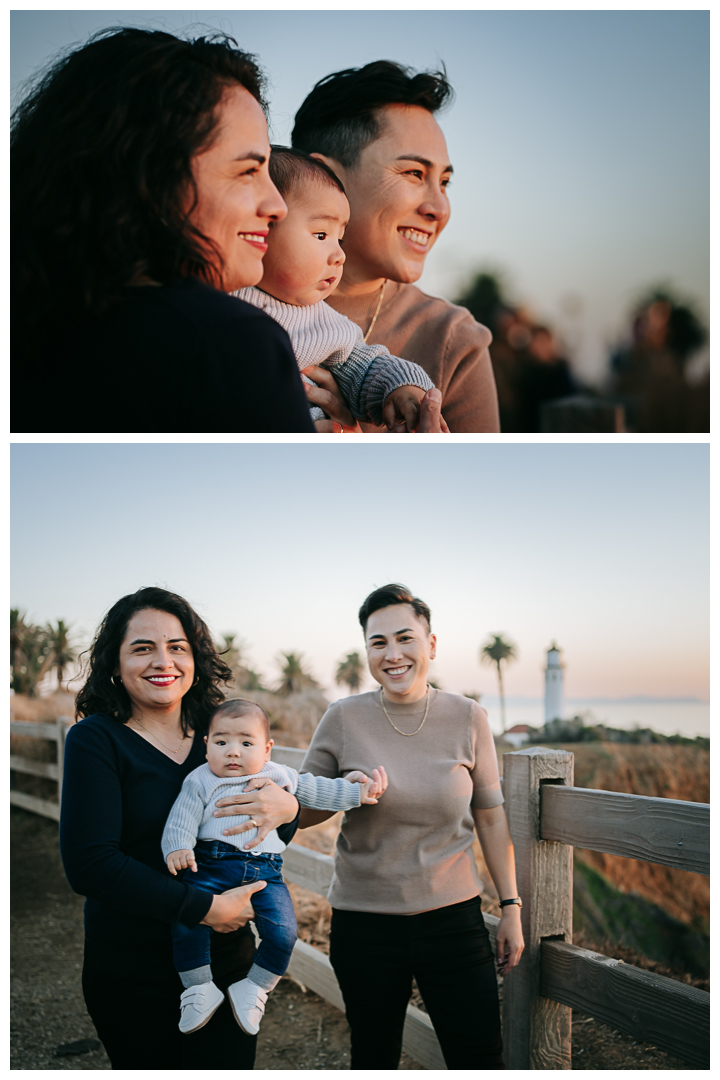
[219,632,243,675]
[10,608,26,677]
[46,619,77,690]
[10,609,52,696]
[275,652,319,697]
[480,634,518,735]
[218,633,266,691]
[335,651,364,695]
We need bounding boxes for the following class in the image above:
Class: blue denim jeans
[171,841,297,981]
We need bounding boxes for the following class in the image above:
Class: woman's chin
[381,680,420,701]
[226,261,264,292]
[142,688,184,707]
[381,255,426,286]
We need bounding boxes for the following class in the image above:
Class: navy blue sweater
[59,714,298,956]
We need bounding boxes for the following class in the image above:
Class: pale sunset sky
[11,444,709,724]
[10,8,709,386]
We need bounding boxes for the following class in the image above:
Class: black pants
[330,896,504,1070]
[82,926,258,1070]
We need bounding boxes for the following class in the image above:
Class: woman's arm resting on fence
[473,805,525,973]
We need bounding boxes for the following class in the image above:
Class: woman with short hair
[299,584,523,1068]
[292,61,501,434]
[11,28,314,434]
[59,587,301,1068]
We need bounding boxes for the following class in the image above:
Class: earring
[192,676,199,687]
[111,675,123,688]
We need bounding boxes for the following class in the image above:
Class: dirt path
[12,807,695,1070]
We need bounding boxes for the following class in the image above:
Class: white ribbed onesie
[232,286,434,424]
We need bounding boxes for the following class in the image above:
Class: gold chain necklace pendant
[363,280,387,343]
[133,718,187,754]
[380,686,431,736]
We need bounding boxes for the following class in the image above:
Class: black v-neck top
[59,713,298,956]
[11,277,316,434]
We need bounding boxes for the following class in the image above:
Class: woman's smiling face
[188,84,287,291]
[365,603,437,705]
[326,104,452,288]
[117,609,195,715]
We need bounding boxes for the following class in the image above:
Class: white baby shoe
[227,977,269,1035]
[178,980,225,1034]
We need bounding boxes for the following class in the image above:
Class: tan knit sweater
[300,688,503,914]
[326,282,501,433]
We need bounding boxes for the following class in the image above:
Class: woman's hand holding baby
[200,881,268,933]
[214,778,299,849]
[303,366,363,432]
[166,848,197,875]
[345,765,389,804]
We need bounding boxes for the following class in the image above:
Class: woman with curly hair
[60,587,301,1068]
[11,28,315,434]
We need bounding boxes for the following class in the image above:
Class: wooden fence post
[502,746,574,1069]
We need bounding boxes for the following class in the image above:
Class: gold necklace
[132,717,188,754]
[363,280,387,343]
[380,686,431,736]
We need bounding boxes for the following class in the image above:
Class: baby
[233,146,435,432]
[162,698,384,1037]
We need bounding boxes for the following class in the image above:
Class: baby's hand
[382,386,426,433]
[346,766,388,805]
[166,849,197,875]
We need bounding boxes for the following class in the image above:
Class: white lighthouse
[544,643,564,723]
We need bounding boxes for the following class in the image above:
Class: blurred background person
[455,271,577,432]
[609,288,709,433]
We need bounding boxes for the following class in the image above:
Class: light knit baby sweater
[233,286,434,425]
[161,760,361,858]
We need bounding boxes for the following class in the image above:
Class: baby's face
[258,182,350,305]
[204,712,272,778]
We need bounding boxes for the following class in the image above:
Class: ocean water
[484,701,709,740]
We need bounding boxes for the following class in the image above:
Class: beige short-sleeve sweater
[300,688,503,914]
[326,282,501,434]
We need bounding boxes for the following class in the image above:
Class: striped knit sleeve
[295,772,362,812]
[161,776,207,858]
[330,344,435,427]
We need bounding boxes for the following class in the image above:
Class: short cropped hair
[269,145,345,201]
[208,698,271,741]
[292,60,453,169]
[358,584,432,635]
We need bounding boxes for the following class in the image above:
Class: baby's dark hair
[208,698,271,741]
[269,145,346,202]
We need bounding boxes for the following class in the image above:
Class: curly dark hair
[292,60,454,169]
[75,586,234,734]
[11,26,268,345]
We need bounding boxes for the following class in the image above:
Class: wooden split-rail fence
[11,720,710,1069]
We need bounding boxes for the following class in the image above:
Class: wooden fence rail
[10,725,709,1069]
[540,784,710,875]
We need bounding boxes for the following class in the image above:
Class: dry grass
[10,691,76,723]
